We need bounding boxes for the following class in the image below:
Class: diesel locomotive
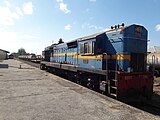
[40,24,153,100]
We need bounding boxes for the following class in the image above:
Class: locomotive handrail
[121,37,149,41]
[105,69,127,74]
[109,37,149,42]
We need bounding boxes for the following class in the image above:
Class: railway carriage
[41,24,153,100]
[18,54,43,63]
[18,54,36,61]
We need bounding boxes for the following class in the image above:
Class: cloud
[102,28,110,32]
[59,2,70,14]
[0,31,17,42]
[56,0,63,2]
[0,31,39,53]
[155,24,160,31]
[4,1,11,7]
[81,23,111,32]
[64,24,72,30]
[56,0,70,14]
[73,21,77,25]
[22,2,33,15]
[0,31,17,52]
[0,31,38,41]
[18,35,38,39]
[89,0,96,2]
[86,8,90,12]
[16,7,23,16]
[82,23,103,30]
[0,6,18,26]
[0,1,33,26]
[88,25,103,30]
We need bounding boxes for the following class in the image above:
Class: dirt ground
[152,77,160,108]
[154,77,160,95]
[0,59,159,120]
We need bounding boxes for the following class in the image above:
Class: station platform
[0,59,159,120]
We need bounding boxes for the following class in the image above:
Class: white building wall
[0,50,7,60]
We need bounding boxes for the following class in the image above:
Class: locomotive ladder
[109,78,118,98]
[107,59,118,99]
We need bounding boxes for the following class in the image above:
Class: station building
[0,49,9,60]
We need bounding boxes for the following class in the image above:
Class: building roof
[0,49,9,53]
[148,46,160,53]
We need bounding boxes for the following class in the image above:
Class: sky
[0,0,160,54]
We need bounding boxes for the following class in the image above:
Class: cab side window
[80,43,84,54]
[84,42,89,53]
[80,41,94,54]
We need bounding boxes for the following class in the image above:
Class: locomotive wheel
[154,70,159,77]
[145,88,153,100]
[40,64,45,70]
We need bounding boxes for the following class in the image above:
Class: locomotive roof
[148,46,160,53]
[75,26,127,42]
[54,24,144,46]
[74,24,145,42]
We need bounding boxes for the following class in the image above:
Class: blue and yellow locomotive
[41,24,153,100]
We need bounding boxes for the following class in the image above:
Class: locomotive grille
[130,53,146,72]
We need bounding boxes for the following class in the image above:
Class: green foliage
[18,48,26,55]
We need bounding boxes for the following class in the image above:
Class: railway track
[128,100,160,115]
[15,58,40,68]
[145,102,160,112]
[17,59,160,116]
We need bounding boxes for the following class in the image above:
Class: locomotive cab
[102,25,153,100]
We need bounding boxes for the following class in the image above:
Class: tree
[11,52,19,58]
[18,48,26,55]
